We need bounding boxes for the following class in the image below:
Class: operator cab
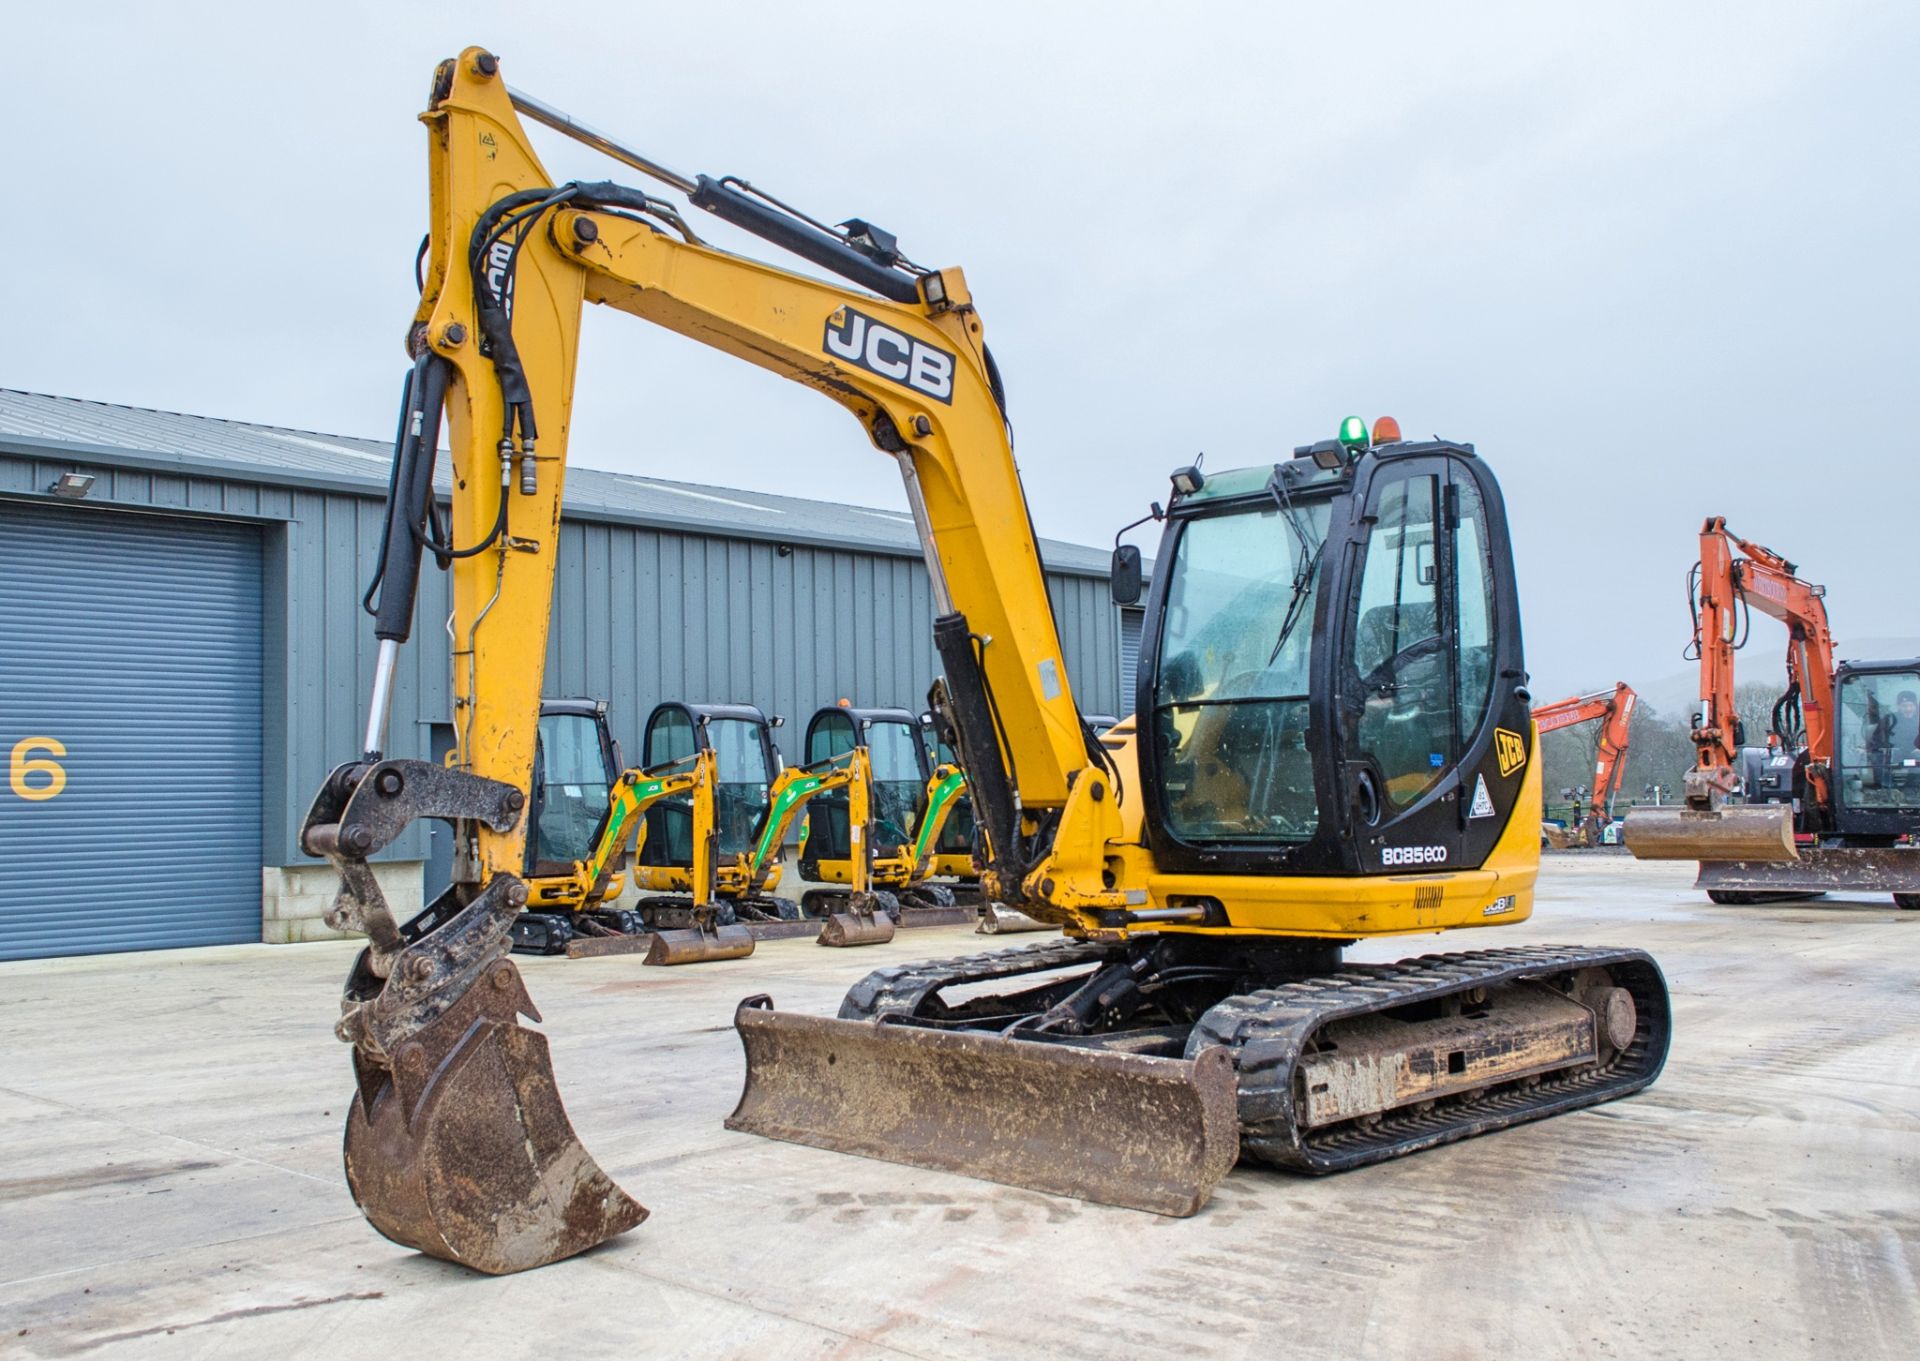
[800,705,929,874]
[1127,417,1528,876]
[636,702,783,868]
[1833,659,1920,836]
[525,698,621,879]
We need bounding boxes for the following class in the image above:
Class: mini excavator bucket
[817,892,897,947]
[645,922,757,965]
[727,997,1241,1215]
[1623,803,1797,863]
[308,759,646,1274]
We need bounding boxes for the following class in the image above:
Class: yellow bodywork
[418,49,1543,947]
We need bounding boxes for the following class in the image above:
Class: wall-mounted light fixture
[49,471,96,499]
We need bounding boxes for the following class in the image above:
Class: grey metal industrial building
[0,390,1140,960]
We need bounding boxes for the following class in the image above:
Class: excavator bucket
[817,911,897,947]
[726,997,1241,1216]
[816,892,897,947]
[1622,804,1797,862]
[342,955,646,1274]
[645,923,757,965]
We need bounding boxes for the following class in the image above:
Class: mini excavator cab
[796,705,930,908]
[635,703,784,892]
[522,699,621,898]
[1137,433,1523,879]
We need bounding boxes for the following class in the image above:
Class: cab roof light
[1337,415,1370,450]
[1170,463,1205,497]
[1371,415,1402,444]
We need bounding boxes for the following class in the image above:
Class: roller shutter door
[1117,606,1145,717]
[0,502,263,959]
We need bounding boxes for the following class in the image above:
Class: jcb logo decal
[1494,727,1527,777]
[10,737,68,801]
[823,307,955,404]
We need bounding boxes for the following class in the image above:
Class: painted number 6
[10,737,68,801]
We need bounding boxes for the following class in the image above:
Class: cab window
[1347,474,1449,813]
[867,720,930,843]
[534,712,613,864]
[1150,500,1330,844]
[808,712,856,765]
[1837,672,1920,809]
[1341,462,1500,820]
[708,717,774,857]
[645,708,696,768]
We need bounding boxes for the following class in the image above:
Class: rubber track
[1189,944,1671,1173]
[837,939,1671,1175]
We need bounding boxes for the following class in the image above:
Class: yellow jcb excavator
[301,49,1671,1274]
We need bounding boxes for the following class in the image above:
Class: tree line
[1537,681,1786,824]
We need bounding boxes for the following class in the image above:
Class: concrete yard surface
[2,856,1915,1359]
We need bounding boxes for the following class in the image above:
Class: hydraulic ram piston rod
[507,86,696,195]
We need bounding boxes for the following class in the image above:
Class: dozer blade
[726,997,1241,1216]
[1623,804,1796,862]
[975,902,1052,934]
[645,924,757,965]
[565,932,654,959]
[343,955,646,1274]
[1696,845,1920,898]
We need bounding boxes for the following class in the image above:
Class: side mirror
[1111,543,1143,605]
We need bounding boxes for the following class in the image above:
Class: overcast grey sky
[3,2,1914,701]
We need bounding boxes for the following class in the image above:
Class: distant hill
[1630,636,1920,716]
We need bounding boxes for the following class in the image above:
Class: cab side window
[1453,470,1497,743]
[639,708,698,865]
[808,713,856,765]
[1346,474,1450,813]
[645,709,696,768]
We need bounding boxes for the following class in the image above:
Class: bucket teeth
[343,957,646,1274]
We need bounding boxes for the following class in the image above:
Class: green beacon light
[1337,415,1370,450]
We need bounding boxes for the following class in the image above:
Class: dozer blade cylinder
[817,911,897,947]
[342,957,646,1274]
[1622,804,1797,862]
[727,998,1241,1216]
[645,924,757,965]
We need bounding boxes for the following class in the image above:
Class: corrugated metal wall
[1,450,1122,872]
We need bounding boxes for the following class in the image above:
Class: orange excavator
[1625,517,1920,906]
[1535,682,1636,849]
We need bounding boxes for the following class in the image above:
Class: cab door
[1337,455,1511,872]
[638,706,699,868]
